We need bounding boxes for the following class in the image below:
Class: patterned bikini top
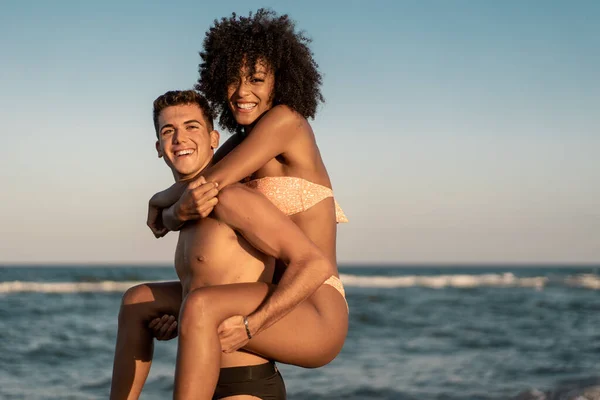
[244,176,348,223]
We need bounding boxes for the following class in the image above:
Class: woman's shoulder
[266,105,309,125]
[263,105,314,139]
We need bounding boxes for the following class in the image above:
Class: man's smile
[174,149,195,157]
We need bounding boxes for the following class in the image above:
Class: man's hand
[148,315,178,341]
[218,315,258,353]
[172,177,219,222]
[147,177,219,237]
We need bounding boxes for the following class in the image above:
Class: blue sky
[1,0,598,264]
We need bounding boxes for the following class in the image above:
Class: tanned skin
[110,103,275,400]
[110,101,342,400]
[143,65,348,400]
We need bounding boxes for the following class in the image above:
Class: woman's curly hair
[196,9,324,133]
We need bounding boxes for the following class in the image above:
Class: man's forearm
[248,255,332,336]
[151,182,188,232]
[161,203,185,231]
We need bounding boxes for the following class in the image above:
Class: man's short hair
[153,90,215,136]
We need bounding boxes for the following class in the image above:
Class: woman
[144,9,348,399]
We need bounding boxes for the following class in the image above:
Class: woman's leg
[110,281,182,400]
[174,282,348,400]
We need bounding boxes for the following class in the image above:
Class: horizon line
[1,262,598,268]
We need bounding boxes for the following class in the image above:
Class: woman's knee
[178,288,218,334]
[117,284,157,327]
[121,284,154,306]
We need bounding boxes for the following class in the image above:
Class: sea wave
[564,273,600,290]
[0,281,144,294]
[1,273,599,293]
[339,272,550,289]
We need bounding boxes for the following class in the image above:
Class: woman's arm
[148,178,218,235]
[203,105,307,186]
[160,105,309,231]
[212,132,243,165]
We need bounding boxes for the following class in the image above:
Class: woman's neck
[241,107,272,137]
[242,123,255,137]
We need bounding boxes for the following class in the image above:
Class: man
[110,90,334,399]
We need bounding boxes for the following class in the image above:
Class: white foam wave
[2,273,598,293]
[339,273,549,289]
[565,274,600,290]
[0,281,144,294]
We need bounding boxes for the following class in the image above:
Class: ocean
[1,265,599,400]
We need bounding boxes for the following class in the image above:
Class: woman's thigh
[183,283,348,367]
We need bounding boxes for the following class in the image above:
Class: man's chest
[174,218,240,269]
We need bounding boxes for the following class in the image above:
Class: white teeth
[175,149,194,156]
[237,103,256,110]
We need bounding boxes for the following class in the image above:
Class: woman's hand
[171,177,220,223]
[147,177,219,237]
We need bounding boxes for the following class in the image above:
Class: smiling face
[155,103,219,181]
[226,59,276,128]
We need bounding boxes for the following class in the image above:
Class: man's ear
[155,140,163,158]
[210,130,220,149]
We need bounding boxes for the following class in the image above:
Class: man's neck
[174,159,214,183]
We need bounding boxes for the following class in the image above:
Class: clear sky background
[1,0,598,265]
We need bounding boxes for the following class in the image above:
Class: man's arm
[159,106,309,231]
[150,132,242,211]
[157,132,244,231]
[148,178,218,235]
[213,184,336,337]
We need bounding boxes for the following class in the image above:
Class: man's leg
[220,397,262,400]
[110,281,182,400]
[174,283,347,400]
